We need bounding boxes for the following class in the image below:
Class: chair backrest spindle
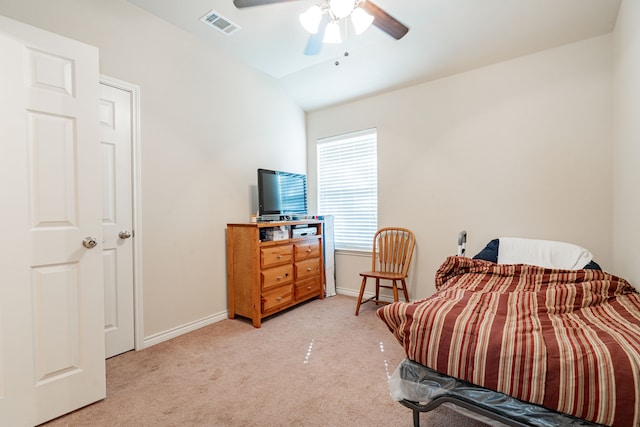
[372,227,416,275]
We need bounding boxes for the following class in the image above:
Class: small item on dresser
[292,226,317,238]
[264,226,288,241]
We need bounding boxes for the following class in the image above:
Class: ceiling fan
[233,0,409,56]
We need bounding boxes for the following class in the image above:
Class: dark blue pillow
[472,238,601,270]
[583,260,601,270]
[472,239,499,263]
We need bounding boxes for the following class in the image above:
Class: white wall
[308,35,613,299]
[0,0,307,340]
[612,0,640,285]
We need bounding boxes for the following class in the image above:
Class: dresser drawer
[294,240,320,261]
[295,258,320,280]
[261,245,293,268]
[262,285,293,314]
[295,278,321,301]
[261,264,293,290]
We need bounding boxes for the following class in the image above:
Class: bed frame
[393,358,602,427]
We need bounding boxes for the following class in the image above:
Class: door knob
[82,237,98,249]
[119,230,132,239]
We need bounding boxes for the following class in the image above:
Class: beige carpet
[43,295,489,427]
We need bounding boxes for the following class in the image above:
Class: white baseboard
[141,311,228,349]
[336,287,396,303]
[140,290,396,349]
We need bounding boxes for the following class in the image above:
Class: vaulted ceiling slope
[128,0,621,111]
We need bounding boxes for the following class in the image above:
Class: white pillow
[498,237,593,270]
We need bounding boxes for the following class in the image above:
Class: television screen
[258,168,307,219]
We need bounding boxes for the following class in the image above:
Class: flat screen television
[257,168,308,221]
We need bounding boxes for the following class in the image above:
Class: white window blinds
[317,128,377,251]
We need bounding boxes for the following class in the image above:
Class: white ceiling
[127,0,621,111]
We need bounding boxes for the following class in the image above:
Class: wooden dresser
[226,220,324,328]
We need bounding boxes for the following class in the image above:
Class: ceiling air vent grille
[200,10,241,35]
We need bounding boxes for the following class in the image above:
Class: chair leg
[392,280,399,302]
[401,279,410,302]
[355,277,368,316]
[375,278,380,305]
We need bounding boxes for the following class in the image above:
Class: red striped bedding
[377,256,640,426]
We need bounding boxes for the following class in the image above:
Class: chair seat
[359,271,407,280]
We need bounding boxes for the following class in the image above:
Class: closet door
[0,16,105,426]
[101,81,135,359]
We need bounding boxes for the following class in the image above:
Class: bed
[377,233,640,427]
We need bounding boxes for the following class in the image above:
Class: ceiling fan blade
[304,15,329,56]
[233,0,300,8]
[360,1,409,40]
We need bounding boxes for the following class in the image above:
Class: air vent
[200,10,241,35]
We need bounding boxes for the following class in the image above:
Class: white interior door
[100,82,135,359]
[0,16,105,426]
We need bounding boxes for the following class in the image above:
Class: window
[317,128,377,251]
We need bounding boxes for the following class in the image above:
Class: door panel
[100,83,135,359]
[32,264,81,382]
[0,16,105,426]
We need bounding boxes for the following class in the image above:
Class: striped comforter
[377,256,640,426]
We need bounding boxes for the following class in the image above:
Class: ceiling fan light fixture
[350,7,373,35]
[299,5,323,34]
[323,21,342,43]
[234,0,410,56]
[328,0,354,19]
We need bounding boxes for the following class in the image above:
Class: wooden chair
[355,227,416,316]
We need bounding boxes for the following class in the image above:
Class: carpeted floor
[43,295,490,426]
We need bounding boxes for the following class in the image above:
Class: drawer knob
[307,267,312,271]
[277,255,283,259]
[307,286,312,290]
[306,249,312,253]
[277,297,283,301]
[277,276,282,280]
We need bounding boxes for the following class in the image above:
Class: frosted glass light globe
[323,21,342,43]
[299,5,322,34]
[351,7,373,35]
